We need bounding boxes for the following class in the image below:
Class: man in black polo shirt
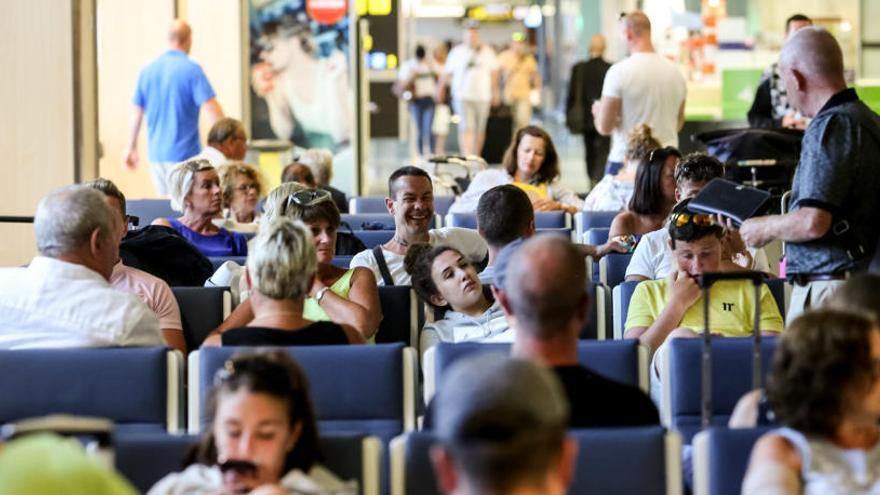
[739,27,880,319]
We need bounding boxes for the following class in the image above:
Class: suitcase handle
[698,270,764,288]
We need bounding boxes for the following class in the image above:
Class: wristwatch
[315,286,331,304]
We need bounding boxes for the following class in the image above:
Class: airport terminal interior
[2,0,880,494]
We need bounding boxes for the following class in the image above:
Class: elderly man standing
[123,20,224,195]
[189,117,248,167]
[593,11,686,176]
[739,27,880,320]
[0,186,163,348]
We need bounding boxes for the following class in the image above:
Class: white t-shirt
[444,44,499,102]
[602,52,686,163]
[582,174,634,212]
[399,59,438,99]
[625,228,771,280]
[350,227,488,286]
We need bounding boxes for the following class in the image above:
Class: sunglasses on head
[671,212,715,228]
[285,189,331,210]
[183,159,212,173]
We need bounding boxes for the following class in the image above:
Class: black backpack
[120,226,214,287]
[335,222,367,256]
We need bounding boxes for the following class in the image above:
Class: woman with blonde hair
[216,162,265,233]
[583,123,660,211]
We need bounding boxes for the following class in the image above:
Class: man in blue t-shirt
[123,20,224,196]
[739,27,880,320]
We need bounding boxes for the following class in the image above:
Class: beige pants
[787,280,846,321]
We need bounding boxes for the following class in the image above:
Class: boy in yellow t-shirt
[624,199,784,355]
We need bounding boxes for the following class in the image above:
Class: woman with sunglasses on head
[624,199,783,355]
[208,182,380,343]
[153,159,249,257]
[149,349,356,494]
[583,123,660,211]
[216,162,266,234]
[607,144,681,251]
[742,309,880,495]
[203,216,365,346]
[404,243,512,359]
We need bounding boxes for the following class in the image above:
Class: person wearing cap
[431,354,577,495]
[436,22,501,156]
[494,236,659,427]
[497,33,541,133]
[124,20,224,196]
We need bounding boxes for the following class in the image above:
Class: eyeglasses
[648,146,680,164]
[285,189,332,210]
[234,183,259,193]
[671,212,715,228]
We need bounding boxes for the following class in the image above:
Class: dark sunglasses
[285,189,332,211]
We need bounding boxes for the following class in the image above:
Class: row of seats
[127,198,618,239]
[0,341,775,445]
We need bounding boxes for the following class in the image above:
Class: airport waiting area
[2,1,880,494]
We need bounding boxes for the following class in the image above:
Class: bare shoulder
[609,211,636,237]
[750,433,802,471]
[151,217,173,227]
[351,266,378,286]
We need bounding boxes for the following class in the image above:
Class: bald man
[739,27,880,319]
[494,236,659,427]
[566,34,612,184]
[124,20,224,196]
[592,11,686,176]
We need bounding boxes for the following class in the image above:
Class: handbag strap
[372,245,395,286]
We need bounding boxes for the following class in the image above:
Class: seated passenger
[624,200,784,354]
[294,148,349,213]
[405,244,512,358]
[86,178,186,354]
[214,183,381,342]
[216,162,265,233]
[350,166,487,286]
[0,186,163,348]
[149,350,356,494]
[625,153,771,282]
[742,309,880,495]
[281,162,319,189]
[449,125,583,214]
[187,117,248,167]
[582,123,660,211]
[203,217,365,346]
[607,145,680,244]
[153,159,248,257]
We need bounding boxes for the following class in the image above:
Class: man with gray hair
[431,354,577,495]
[0,186,163,348]
[739,27,880,319]
[188,117,248,166]
[296,148,348,213]
[494,235,659,427]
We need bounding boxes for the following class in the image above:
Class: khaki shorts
[454,99,490,132]
[787,279,845,321]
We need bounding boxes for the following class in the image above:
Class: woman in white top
[398,44,438,157]
[743,309,880,495]
[449,125,583,214]
[583,123,660,212]
[149,350,356,495]
[404,243,512,358]
[216,163,265,234]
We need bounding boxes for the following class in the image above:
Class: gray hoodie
[420,301,514,358]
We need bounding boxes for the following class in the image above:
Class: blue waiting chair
[208,256,247,272]
[332,255,354,269]
[445,211,569,229]
[575,210,619,239]
[343,213,436,231]
[127,199,177,227]
[390,427,681,495]
[660,337,778,442]
[692,427,772,495]
[0,348,182,433]
[599,253,634,288]
[613,280,641,339]
[349,196,388,214]
[115,431,382,495]
[189,344,417,444]
[171,287,232,350]
[423,340,649,403]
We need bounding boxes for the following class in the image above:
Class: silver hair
[247,216,317,301]
[297,148,334,186]
[167,159,214,212]
[261,181,309,223]
[35,185,117,258]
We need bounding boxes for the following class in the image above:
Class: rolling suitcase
[697,271,767,429]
